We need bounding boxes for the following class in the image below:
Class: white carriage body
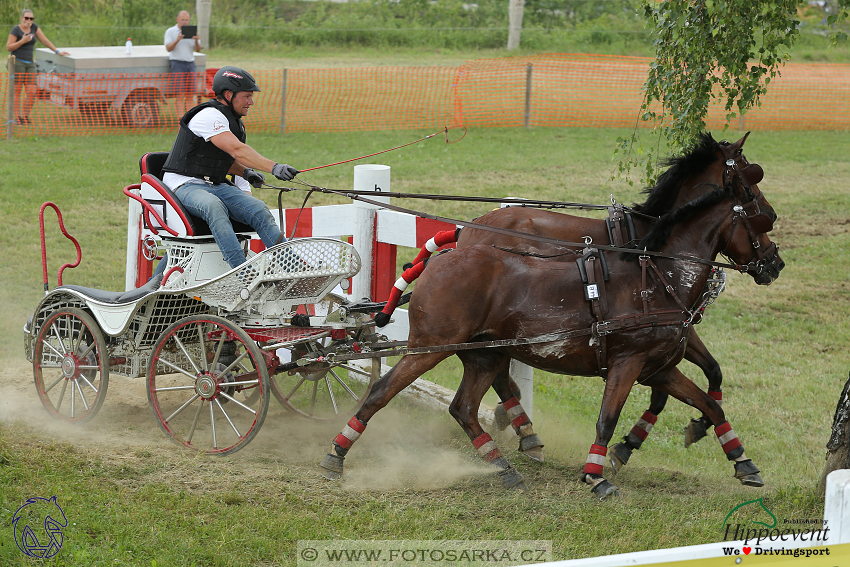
[25,237,362,378]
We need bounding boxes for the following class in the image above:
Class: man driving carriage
[154,66,299,276]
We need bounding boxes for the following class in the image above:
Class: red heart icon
[743,547,751,555]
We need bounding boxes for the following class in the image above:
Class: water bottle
[125,38,132,55]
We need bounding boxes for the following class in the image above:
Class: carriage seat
[57,274,164,305]
[138,152,255,238]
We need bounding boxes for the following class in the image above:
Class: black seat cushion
[139,152,256,236]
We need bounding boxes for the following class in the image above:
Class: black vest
[161,100,246,184]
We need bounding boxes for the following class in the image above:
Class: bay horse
[323,135,782,498]
[454,132,783,470]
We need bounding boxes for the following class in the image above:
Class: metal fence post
[6,55,15,140]
[524,62,532,128]
[280,68,287,135]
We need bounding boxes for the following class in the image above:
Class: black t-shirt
[10,23,39,62]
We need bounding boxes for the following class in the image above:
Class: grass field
[1,123,849,566]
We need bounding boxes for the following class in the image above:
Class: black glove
[242,168,265,188]
[272,163,299,181]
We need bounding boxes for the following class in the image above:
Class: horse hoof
[320,453,344,480]
[519,434,544,462]
[497,466,526,489]
[609,442,632,475]
[734,459,764,487]
[520,447,544,463]
[591,479,620,500]
[684,418,708,448]
[494,404,511,431]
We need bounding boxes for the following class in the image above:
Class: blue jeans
[171,181,283,269]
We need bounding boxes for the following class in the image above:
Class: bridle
[718,140,780,278]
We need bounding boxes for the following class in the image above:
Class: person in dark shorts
[5,9,68,124]
[164,10,202,116]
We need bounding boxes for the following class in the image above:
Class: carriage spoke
[215,399,243,438]
[323,375,340,415]
[54,378,69,412]
[44,372,64,393]
[174,334,202,376]
[210,335,226,371]
[209,400,218,449]
[74,380,91,411]
[197,323,209,373]
[284,375,309,401]
[49,322,68,355]
[165,393,201,424]
[41,336,65,359]
[157,356,200,380]
[78,375,99,395]
[186,398,204,445]
[310,380,319,416]
[335,363,372,378]
[328,368,360,401]
[218,391,258,415]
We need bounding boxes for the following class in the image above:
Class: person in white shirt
[164,10,202,116]
[155,67,299,276]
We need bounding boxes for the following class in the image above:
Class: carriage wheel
[270,294,378,420]
[32,308,109,424]
[147,315,270,456]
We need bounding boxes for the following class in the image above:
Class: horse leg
[581,358,644,500]
[649,367,763,488]
[493,374,523,431]
[609,388,667,474]
[683,332,724,447]
[452,350,526,489]
[319,352,452,480]
[491,364,544,462]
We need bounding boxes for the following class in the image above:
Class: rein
[267,183,758,275]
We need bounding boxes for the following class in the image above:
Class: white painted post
[125,198,142,291]
[825,469,850,544]
[510,360,534,421]
[351,164,390,301]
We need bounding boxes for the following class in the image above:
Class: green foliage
[614,0,803,186]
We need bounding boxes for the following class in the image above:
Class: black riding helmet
[212,66,260,112]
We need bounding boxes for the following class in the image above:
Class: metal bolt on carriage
[23,153,389,456]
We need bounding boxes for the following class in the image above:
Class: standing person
[6,9,69,125]
[164,10,202,116]
[157,66,299,274]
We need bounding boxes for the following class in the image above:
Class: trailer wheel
[121,93,159,128]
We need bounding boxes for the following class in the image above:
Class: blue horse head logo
[12,496,68,559]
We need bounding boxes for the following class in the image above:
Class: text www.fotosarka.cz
[297,540,553,566]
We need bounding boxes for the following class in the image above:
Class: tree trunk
[507,0,524,51]
[819,371,850,494]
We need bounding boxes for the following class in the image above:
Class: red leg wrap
[334,417,367,449]
[715,421,742,454]
[502,397,530,430]
[583,443,607,476]
[629,410,658,442]
[471,432,501,462]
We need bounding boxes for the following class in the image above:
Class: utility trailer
[34,45,206,128]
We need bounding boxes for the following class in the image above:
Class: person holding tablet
[164,10,202,116]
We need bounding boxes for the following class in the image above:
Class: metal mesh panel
[172,238,360,318]
[127,294,212,348]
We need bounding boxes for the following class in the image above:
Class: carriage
[23,153,391,455]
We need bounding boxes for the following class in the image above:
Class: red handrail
[123,183,180,237]
[39,202,82,292]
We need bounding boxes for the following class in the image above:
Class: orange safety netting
[3,53,850,139]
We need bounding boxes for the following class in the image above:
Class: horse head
[719,135,784,285]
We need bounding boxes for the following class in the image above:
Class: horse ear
[730,131,751,153]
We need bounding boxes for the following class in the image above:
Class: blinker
[739,163,764,186]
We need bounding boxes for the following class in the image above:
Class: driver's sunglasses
[23,16,34,20]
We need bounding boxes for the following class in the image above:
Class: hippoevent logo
[11,496,68,559]
[720,497,830,558]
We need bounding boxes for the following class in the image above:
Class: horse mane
[626,184,729,258]
[631,132,721,218]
